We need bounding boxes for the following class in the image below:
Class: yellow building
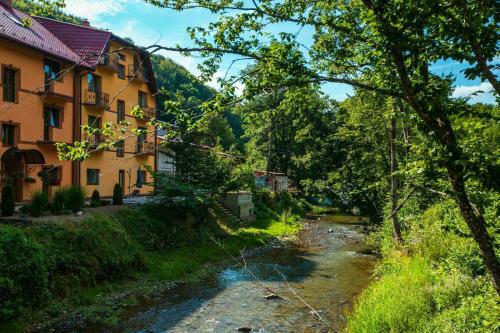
[0,0,157,201]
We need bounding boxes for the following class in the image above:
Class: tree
[142,0,499,293]
[1,186,15,217]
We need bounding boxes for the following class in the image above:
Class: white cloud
[64,0,138,22]
[452,82,495,104]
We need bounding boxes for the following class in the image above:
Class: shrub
[0,227,49,321]
[1,185,15,217]
[30,191,49,217]
[65,186,85,214]
[90,190,101,208]
[50,188,66,215]
[113,183,123,205]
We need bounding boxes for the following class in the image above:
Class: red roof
[0,3,83,64]
[34,16,112,67]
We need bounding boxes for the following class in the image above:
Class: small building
[255,171,290,192]
[223,192,255,222]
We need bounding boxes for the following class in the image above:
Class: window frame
[43,106,62,129]
[117,100,125,122]
[138,91,148,108]
[1,123,18,147]
[116,139,125,157]
[2,65,19,103]
[43,58,63,83]
[117,64,125,80]
[86,169,100,185]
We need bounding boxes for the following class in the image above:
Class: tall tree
[142,0,499,292]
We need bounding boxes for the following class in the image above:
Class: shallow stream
[91,214,376,333]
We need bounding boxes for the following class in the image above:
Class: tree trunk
[470,40,500,95]
[447,165,500,293]
[390,116,403,245]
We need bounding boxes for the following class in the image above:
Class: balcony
[127,65,149,83]
[38,79,72,102]
[136,141,155,155]
[98,55,119,72]
[83,90,110,109]
[136,106,156,119]
[83,133,104,149]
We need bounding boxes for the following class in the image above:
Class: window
[138,91,147,108]
[2,67,17,102]
[136,127,147,153]
[116,140,124,157]
[44,59,62,83]
[117,100,125,122]
[88,115,101,129]
[117,64,125,79]
[136,169,146,187]
[86,169,100,185]
[87,73,101,93]
[2,124,16,146]
[118,53,126,62]
[42,166,62,186]
[44,107,61,128]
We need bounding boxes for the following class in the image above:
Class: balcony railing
[127,65,149,83]
[83,133,103,149]
[83,90,109,109]
[137,106,156,119]
[136,141,155,155]
[98,55,119,71]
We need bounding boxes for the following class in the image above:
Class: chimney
[82,19,90,27]
[1,0,12,8]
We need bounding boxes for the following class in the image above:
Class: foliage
[30,191,49,217]
[13,0,82,24]
[0,227,48,322]
[90,190,101,208]
[1,186,15,217]
[348,199,500,332]
[64,186,85,214]
[50,188,66,215]
[113,184,123,205]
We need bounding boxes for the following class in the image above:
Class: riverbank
[346,200,499,333]
[80,212,376,332]
[0,199,305,332]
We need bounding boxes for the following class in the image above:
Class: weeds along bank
[0,191,306,328]
[346,197,500,333]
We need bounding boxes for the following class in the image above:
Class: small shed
[223,192,255,222]
[255,171,289,192]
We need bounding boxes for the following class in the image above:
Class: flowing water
[92,214,376,333]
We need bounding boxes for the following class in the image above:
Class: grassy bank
[0,192,305,331]
[346,199,500,333]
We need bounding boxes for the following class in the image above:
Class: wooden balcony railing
[98,55,119,71]
[136,141,155,155]
[137,106,156,119]
[83,90,110,109]
[83,133,103,149]
[127,65,149,83]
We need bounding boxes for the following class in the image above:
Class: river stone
[238,327,252,332]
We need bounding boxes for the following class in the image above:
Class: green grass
[0,203,303,332]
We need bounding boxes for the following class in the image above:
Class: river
[91,214,376,333]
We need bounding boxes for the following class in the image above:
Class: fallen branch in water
[209,235,336,331]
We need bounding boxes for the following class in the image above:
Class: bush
[65,186,85,214]
[113,183,123,205]
[30,191,49,217]
[0,227,49,321]
[90,190,101,208]
[50,188,66,215]
[1,185,15,217]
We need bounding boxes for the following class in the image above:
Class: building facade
[0,0,157,201]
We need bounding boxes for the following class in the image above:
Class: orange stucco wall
[0,38,74,201]
[79,40,156,197]
[0,37,157,202]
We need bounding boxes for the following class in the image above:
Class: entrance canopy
[1,148,46,165]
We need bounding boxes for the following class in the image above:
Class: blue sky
[64,0,497,104]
